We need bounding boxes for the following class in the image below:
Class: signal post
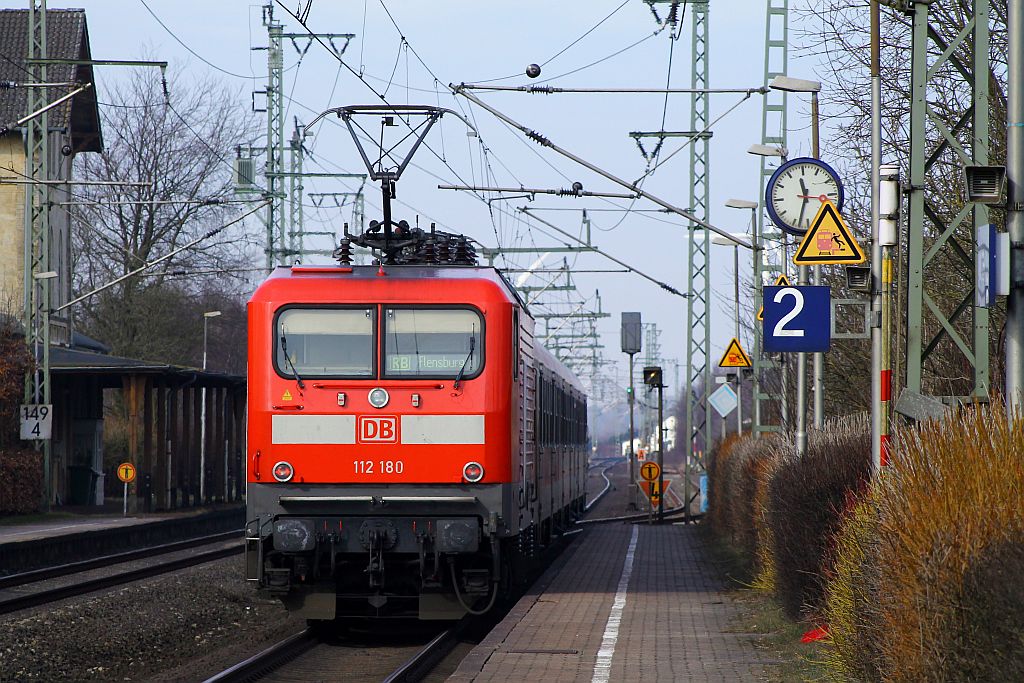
[643,365,665,522]
[621,313,642,509]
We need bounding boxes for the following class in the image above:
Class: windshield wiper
[453,335,476,390]
[279,333,306,390]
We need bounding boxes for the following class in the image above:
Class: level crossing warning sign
[718,337,752,368]
[793,199,866,265]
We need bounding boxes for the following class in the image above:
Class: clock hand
[798,197,808,227]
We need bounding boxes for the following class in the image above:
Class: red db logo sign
[358,416,398,443]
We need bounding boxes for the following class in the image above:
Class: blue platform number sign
[762,285,831,353]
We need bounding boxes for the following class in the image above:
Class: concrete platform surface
[451,522,771,682]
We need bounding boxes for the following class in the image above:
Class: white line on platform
[591,524,639,683]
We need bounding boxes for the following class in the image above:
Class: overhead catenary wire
[518,208,685,297]
[466,0,632,84]
[53,201,269,314]
[454,87,752,250]
[138,0,263,80]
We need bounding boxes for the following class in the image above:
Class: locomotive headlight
[368,387,390,408]
[273,518,315,552]
[462,461,484,483]
[272,461,294,482]
[436,518,479,552]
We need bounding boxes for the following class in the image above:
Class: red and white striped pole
[878,165,900,468]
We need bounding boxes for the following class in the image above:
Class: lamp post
[769,76,825,445]
[747,145,789,433]
[200,310,221,503]
[724,198,759,435]
[32,270,57,510]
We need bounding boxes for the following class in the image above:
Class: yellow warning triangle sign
[718,337,752,368]
[793,199,866,265]
[757,274,791,321]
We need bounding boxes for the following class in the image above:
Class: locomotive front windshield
[384,307,483,378]
[276,307,374,377]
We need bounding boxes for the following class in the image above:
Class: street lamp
[769,76,822,159]
[712,229,752,436]
[200,310,221,503]
[32,270,58,511]
[770,75,825,442]
[747,143,787,159]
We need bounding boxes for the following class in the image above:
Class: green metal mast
[904,0,991,402]
[260,4,357,267]
[685,0,710,505]
[753,0,788,436]
[262,4,284,269]
[24,0,51,508]
[288,121,304,259]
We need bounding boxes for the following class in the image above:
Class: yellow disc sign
[640,461,661,482]
[117,462,137,484]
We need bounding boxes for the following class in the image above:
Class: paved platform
[450,522,770,682]
[0,506,239,544]
[0,506,243,574]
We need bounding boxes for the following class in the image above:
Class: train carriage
[244,260,588,620]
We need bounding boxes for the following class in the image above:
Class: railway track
[202,462,622,683]
[203,623,463,683]
[0,532,242,615]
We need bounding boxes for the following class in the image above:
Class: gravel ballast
[0,556,303,682]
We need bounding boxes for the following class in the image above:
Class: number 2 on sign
[772,288,805,338]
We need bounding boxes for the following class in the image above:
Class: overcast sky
[6,0,827,402]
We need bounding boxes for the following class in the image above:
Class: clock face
[766,158,844,236]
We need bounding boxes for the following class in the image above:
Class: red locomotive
[244,226,588,620]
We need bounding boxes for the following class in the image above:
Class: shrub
[823,497,884,682]
[0,318,34,448]
[707,433,784,585]
[730,437,781,559]
[824,405,1024,680]
[766,414,871,620]
[0,448,42,513]
[707,432,742,536]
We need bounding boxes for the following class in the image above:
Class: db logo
[357,416,398,443]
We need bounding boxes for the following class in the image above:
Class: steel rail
[382,628,458,683]
[584,462,618,512]
[0,530,240,589]
[201,629,318,683]
[0,543,241,616]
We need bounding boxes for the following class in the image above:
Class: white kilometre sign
[20,404,52,440]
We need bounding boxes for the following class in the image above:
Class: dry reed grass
[824,405,1024,680]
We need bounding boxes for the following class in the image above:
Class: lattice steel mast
[903,0,991,402]
[23,0,52,508]
[684,0,710,508]
[752,0,788,436]
[259,4,357,267]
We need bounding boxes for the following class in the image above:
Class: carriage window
[275,307,374,378]
[384,308,483,378]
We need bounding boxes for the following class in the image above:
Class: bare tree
[70,69,260,365]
